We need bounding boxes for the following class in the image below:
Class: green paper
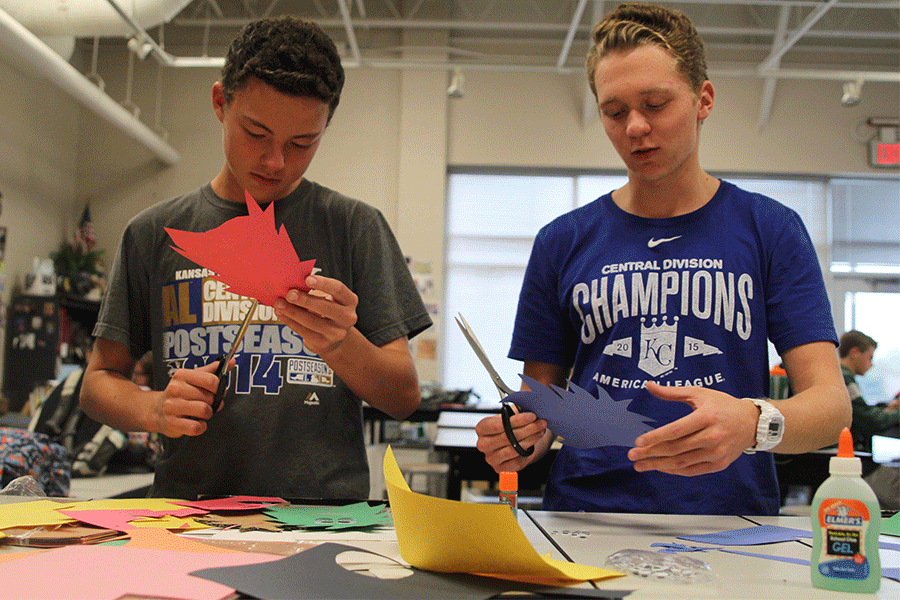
[263,502,392,530]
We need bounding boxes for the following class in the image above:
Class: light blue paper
[677,524,813,546]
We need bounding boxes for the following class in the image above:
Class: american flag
[75,205,96,252]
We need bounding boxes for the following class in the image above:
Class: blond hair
[586,3,708,98]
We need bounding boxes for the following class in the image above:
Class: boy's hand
[154,359,233,437]
[475,411,548,473]
[626,381,759,476]
[273,275,359,356]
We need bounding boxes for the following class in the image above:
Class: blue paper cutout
[505,375,656,449]
[655,536,900,581]
[653,543,810,566]
[677,524,813,546]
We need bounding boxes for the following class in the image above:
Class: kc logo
[639,316,678,377]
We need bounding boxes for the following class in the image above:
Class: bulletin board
[2,294,59,412]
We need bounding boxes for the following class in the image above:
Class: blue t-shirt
[510,180,836,515]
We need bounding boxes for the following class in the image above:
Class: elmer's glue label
[810,428,881,592]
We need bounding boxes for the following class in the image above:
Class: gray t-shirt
[94,180,431,499]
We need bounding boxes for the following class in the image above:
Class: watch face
[770,422,781,434]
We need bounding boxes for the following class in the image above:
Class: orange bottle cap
[499,471,518,490]
[836,427,854,458]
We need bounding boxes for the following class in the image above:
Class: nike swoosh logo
[647,236,682,248]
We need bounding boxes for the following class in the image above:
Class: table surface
[0,499,896,599]
[518,511,898,599]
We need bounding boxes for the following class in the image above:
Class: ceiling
[2,0,895,164]
[155,0,899,82]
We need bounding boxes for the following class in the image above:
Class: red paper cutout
[173,496,286,512]
[165,191,316,307]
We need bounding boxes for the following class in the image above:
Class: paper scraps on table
[57,498,207,532]
[383,446,622,586]
[191,542,633,600]
[124,527,236,553]
[173,496,285,512]
[679,523,900,552]
[652,542,810,567]
[193,511,286,533]
[60,506,207,532]
[505,375,656,449]
[0,543,279,600]
[0,524,125,547]
[677,524,813,546]
[0,499,76,531]
[670,525,900,581]
[165,190,316,307]
[264,502,392,530]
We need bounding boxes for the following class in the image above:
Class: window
[845,291,900,403]
[443,171,624,403]
[831,178,900,275]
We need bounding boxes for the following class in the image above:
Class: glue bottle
[499,471,518,515]
[810,427,881,592]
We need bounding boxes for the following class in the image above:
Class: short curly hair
[586,3,707,98]
[221,15,345,123]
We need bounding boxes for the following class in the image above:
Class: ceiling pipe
[336,0,362,65]
[0,8,179,165]
[0,0,192,38]
[146,51,900,84]
[757,0,839,73]
[103,0,177,66]
[556,0,589,70]
[756,4,792,131]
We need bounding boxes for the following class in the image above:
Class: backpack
[30,368,126,477]
[0,427,70,496]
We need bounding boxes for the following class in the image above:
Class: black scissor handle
[211,354,228,412]
[501,403,534,457]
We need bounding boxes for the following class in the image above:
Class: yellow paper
[383,446,622,585]
[0,500,76,530]
[130,515,211,530]
[61,498,188,512]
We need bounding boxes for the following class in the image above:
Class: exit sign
[870,140,900,167]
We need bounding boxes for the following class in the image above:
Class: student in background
[81,16,431,500]
[839,330,900,454]
[838,329,899,509]
[475,3,850,515]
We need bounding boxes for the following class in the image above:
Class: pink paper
[165,190,316,307]
[0,544,278,600]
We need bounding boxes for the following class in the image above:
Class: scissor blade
[454,314,515,397]
[225,298,259,363]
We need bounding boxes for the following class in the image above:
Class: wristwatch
[743,398,785,454]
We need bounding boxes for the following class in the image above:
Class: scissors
[211,298,259,412]
[454,314,534,457]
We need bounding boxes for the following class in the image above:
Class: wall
[1,35,897,392]
[0,58,81,395]
[447,70,898,175]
